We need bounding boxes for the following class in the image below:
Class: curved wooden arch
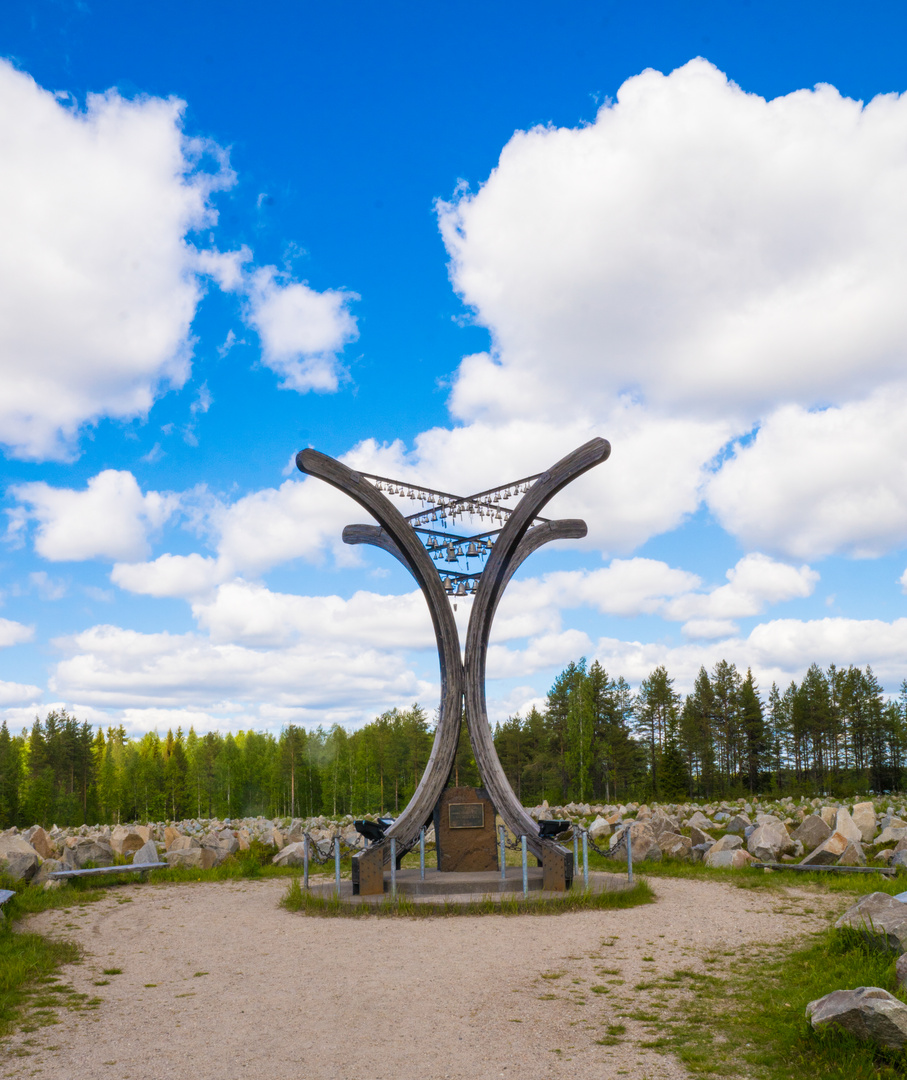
[296,451,464,854]
[297,437,611,884]
[463,438,611,859]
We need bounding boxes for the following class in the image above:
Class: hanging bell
[466,542,478,557]
[445,545,457,562]
[455,581,467,597]
[442,576,454,593]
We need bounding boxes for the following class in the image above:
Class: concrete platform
[305,868,633,906]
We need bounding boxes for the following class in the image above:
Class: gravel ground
[2,875,835,1080]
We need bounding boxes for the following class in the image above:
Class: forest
[0,658,905,830]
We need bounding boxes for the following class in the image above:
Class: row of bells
[426,536,493,560]
[440,576,478,596]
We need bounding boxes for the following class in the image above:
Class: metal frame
[296,436,610,877]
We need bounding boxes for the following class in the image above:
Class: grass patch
[587,851,903,898]
[623,927,907,1079]
[279,876,655,917]
[0,923,81,1038]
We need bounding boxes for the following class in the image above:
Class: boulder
[134,825,152,843]
[690,826,715,847]
[707,834,743,854]
[806,987,907,1049]
[165,847,216,870]
[800,830,850,866]
[837,841,867,867]
[704,848,756,869]
[0,835,41,881]
[168,835,201,851]
[875,827,907,848]
[747,822,794,862]
[890,851,907,872]
[835,892,907,953]
[834,808,864,845]
[687,811,713,831]
[110,825,145,857]
[647,811,679,839]
[724,814,751,835]
[792,815,832,852]
[272,842,310,867]
[851,802,878,845]
[609,822,662,863]
[896,953,907,989]
[131,839,159,865]
[819,806,838,828]
[658,833,693,860]
[32,857,63,885]
[164,826,184,850]
[61,839,114,870]
[23,826,56,859]
[587,815,611,841]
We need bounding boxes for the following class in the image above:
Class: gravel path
[2,875,835,1080]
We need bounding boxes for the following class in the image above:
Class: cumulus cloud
[0,681,42,706]
[49,623,432,726]
[245,266,358,392]
[10,470,178,561]
[0,618,34,648]
[439,58,907,425]
[0,61,232,460]
[708,389,907,558]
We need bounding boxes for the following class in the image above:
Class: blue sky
[3,1,907,736]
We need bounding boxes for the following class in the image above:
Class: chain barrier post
[521,835,528,899]
[390,837,397,899]
[303,833,309,890]
[419,827,425,880]
[583,828,589,888]
[334,835,341,895]
[574,828,579,877]
[499,825,506,884]
[626,825,633,884]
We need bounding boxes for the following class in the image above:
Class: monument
[296,436,611,894]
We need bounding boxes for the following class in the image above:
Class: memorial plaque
[449,802,485,829]
[434,786,498,872]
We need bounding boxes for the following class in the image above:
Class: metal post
[574,829,579,877]
[419,828,425,880]
[521,835,528,899]
[626,826,633,884]
[334,835,341,895]
[390,837,397,898]
[303,833,309,890]
[499,825,506,884]
[582,829,589,889]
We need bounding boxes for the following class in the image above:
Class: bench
[49,862,169,881]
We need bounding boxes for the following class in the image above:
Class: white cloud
[111,553,227,598]
[245,266,358,392]
[0,681,42,706]
[29,571,67,600]
[708,390,907,558]
[10,470,178,561]
[663,553,818,626]
[439,58,907,426]
[190,581,432,649]
[0,61,232,460]
[0,618,34,647]
[49,623,432,725]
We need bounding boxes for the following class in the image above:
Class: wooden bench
[49,862,169,881]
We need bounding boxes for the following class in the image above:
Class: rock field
[2,794,907,884]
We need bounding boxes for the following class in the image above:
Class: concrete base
[305,869,633,907]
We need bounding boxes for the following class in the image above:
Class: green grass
[585,850,904,898]
[280,875,655,917]
[617,926,907,1079]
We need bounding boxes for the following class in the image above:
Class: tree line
[0,658,904,829]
